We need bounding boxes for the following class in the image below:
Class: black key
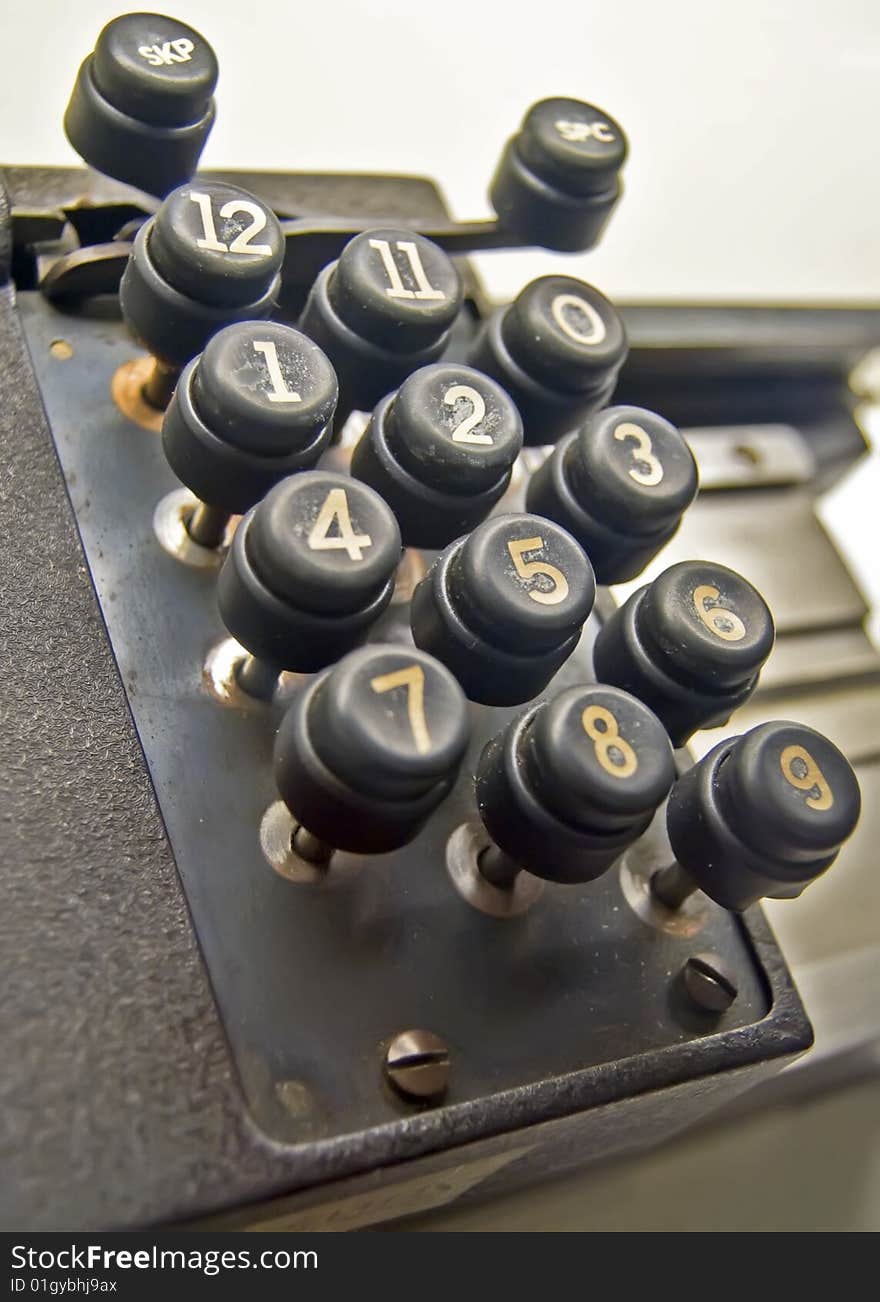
[526,405,698,583]
[64,12,218,196]
[217,470,401,682]
[467,274,627,443]
[350,363,523,547]
[474,685,675,885]
[298,228,463,418]
[410,512,595,704]
[148,181,285,307]
[119,181,284,372]
[592,560,775,746]
[658,722,862,911]
[161,321,338,545]
[274,645,470,854]
[491,96,628,252]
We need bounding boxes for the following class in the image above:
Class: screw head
[682,953,739,1013]
[384,1029,450,1101]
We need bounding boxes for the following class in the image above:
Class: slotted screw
[681,953,739,1013]
[384,1030,450,1101]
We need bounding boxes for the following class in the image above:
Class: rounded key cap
[92,12,218,126]
[455,513,594,651]
[217,471,401,672]
[592,561,776,747]
[161,322,338,524]
[192,321,338,456]
[517,98,628,195]
[308,645,471,801]
[298,228,463,418]
[119,182,284,368]
[502,275,626,391]
[274,645,470,853]
[526,684,676,833]
[350,363,523,547]
[640,561,775,690]
[526,405,698,583]
[474,685,675,883]
[64,12,217,195]
[467,274,627,444]
[327,229,462,351]
[490,97,628,252]
[410,512,595,705]
[248,472,402,613]
[149,181,285,307]
[665,722,861,910]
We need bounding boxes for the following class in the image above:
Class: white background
[2,0,879,303]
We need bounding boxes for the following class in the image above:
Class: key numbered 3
[526,405,698,584]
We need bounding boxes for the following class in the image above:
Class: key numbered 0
[550,292,607,346]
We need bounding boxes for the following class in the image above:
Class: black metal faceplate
[19,289,776,1144]
[1,166,817,1230]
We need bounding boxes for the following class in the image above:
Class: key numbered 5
[411,512,595,705]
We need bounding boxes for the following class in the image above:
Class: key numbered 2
[350,363,523,550]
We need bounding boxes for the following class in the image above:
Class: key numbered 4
[217,471,402,675]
